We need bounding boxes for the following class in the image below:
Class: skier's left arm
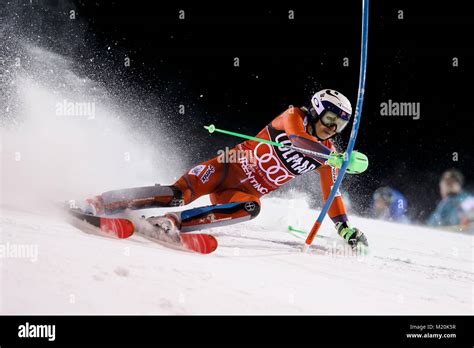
[318,159,369,250]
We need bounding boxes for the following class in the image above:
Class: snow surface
[1,196,472,315]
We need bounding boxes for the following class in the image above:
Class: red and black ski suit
[170,106,348,229]
[99,107,348,231]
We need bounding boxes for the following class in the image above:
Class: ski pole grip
[204,124,216,133]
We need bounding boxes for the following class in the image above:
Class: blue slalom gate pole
[303,0,369,252]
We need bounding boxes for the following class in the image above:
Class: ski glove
[327,151,369,174]
[335,221,369,251]
[327,152,345,168]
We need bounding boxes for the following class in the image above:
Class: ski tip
[205,235,219,253]
[100,217,135,239]
[181,234,218,254]
[65,206,135,239]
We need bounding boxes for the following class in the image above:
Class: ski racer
[83,89,369,250]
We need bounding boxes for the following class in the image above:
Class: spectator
[426,169,473,227]
[372,186,409,223]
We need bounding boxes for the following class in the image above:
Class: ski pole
[204,124,332,160]
[288,225,328,239]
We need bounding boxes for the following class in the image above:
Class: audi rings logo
[254,142,294,186]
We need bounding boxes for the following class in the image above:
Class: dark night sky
[19,0,473,221]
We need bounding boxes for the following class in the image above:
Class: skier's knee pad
[167,185,185,207]
[243,201,260,219]
[176,200,260,232]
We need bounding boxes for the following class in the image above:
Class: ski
[67,207,135,238]
[65,207,218,254]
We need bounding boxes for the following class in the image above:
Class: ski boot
[82,195,105,215]
[145,213,181,244]
[335,221,369,252]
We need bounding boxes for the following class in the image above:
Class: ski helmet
[309,89,352,133]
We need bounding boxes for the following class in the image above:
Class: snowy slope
[1,196,472,315]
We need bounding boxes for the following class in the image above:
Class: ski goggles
[319,110,350,133]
